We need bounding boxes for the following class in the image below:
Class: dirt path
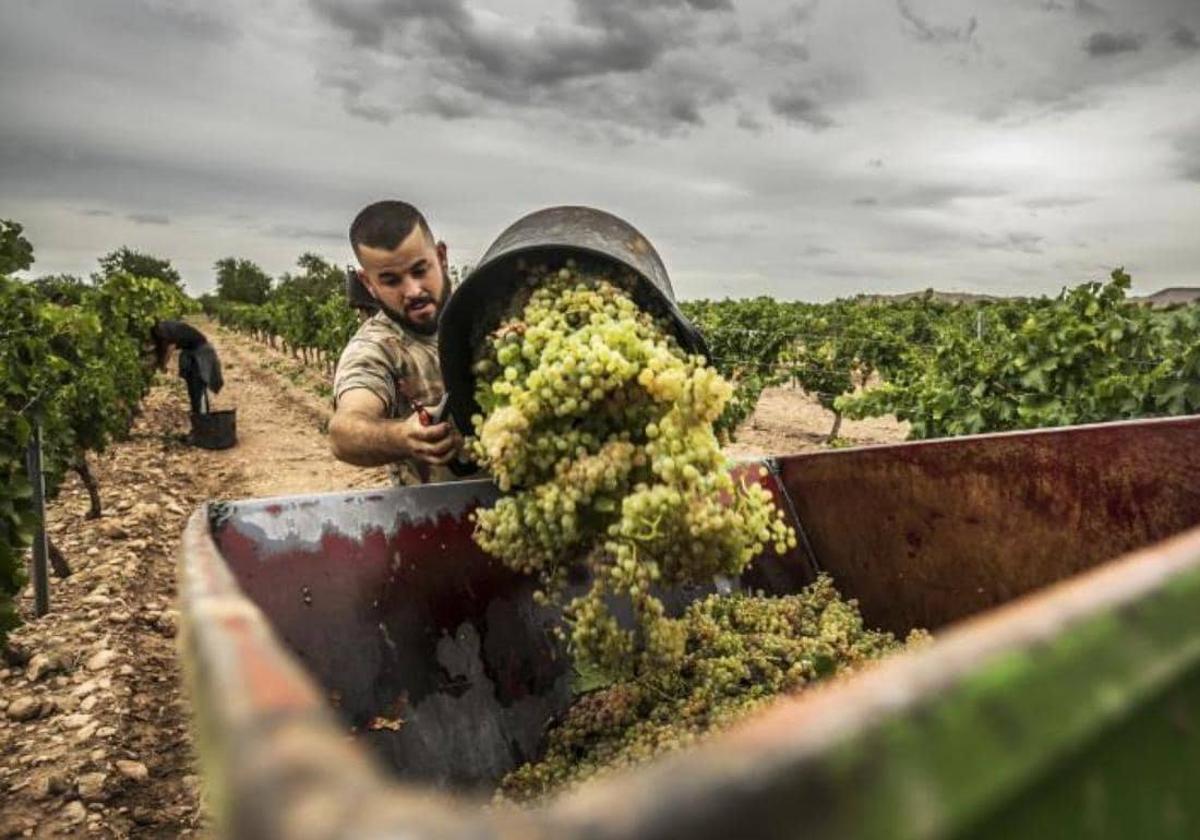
[204,326,388,496]
[0,326,386,838]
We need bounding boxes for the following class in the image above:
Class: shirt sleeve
[333,337,396,414]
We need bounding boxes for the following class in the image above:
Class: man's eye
[412,266,427,278]
[379,274,400,286]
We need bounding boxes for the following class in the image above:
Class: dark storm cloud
[1176,129,1200,182]
[1083,31,1143,57]
[137,2,238,43]
[0,127,361,215]
[1021,195,1096,209]
[789,1,821,24]
[1170,22,1200,50]
[345,102,391,124]
[1038,0,1105,16]
[887,184,1007,209]
[414,92,478,121]
[7,0,1200,297]
[975,231,1044,253]
[313,0,727,85]
[312,0,467,49]
[311,0,736,133]
[767,89,835,130]
[747,3,817,66]
[736,110,765,133]
[268,224,345,241]
[128,213,170,225]
[896,1,978,46]
[1073,0,1106,16]
[754,36,810,64]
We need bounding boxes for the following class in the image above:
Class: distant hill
[1133,287,1200,308]
[853,290,1011,305]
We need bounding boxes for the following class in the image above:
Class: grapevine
[1,263,191,644]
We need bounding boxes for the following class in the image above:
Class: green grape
[495,575,931,803]
[468,262,923,804]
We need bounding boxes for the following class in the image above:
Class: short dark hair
[349,200,433,254]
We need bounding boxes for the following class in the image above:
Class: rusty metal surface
[540,517,1200,840]
[205,465,810,792]
[438,205,709,433]
[178,416,1200,838]
[207,480,570,792]
[776,415,1200,633]
[179,508,543,840]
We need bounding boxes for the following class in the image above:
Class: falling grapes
[470,261,796,677]
[466,260,926,803]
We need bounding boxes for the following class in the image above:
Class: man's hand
[329,388,463,467]
[395,413,462,465]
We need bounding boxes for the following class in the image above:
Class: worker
[151,320,224,415]
[329,200,465,486]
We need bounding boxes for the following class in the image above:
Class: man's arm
[329,388,460,467]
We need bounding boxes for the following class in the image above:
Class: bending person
[151,320,224,414]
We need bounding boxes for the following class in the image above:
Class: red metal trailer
[180,416,1200,839]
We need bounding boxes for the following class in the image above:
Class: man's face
[356,226,450,335]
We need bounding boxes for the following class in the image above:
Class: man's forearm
[329,412,407,466]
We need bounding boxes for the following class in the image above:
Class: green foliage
[214,257,272,305]
[95,246,183,289]
[31,274,87,305]
[0,269,189,646]
[0,278,46,641]
[682,294,951,439]
[680,297,798,438]
[838,270,1200,438]
[206,254,388,368]
[684,275,1200,443]
[0,220,35,275]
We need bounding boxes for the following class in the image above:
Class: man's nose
[397,275,424,297]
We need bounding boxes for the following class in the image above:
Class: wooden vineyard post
[24,419,50,616]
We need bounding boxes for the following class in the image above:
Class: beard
[378,281,451,336]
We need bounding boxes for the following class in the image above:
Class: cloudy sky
[2,0,1199,300]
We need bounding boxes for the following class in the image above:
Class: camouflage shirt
[333,310,458,487]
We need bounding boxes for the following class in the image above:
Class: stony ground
[0,323,904,837]
[0,326,383,838]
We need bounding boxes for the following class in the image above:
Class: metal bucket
[189,409,237,450]
[438,206,709,433]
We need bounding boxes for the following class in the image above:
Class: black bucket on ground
[189,409,237,450]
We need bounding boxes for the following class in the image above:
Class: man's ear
[357,269,380,301]
[436,240,448,272]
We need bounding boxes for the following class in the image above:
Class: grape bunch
[496,575,932,802]
[467,261,927,804]
[469,261,797,681]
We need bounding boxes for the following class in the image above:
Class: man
[151,320,224,415]
[329,200,464,485]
